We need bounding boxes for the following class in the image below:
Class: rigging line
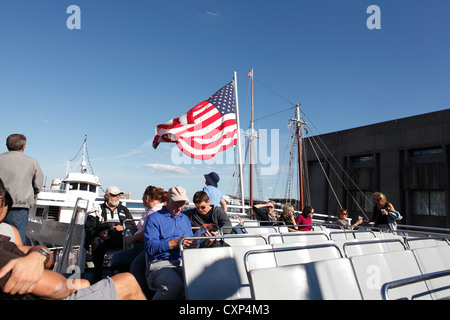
[308,135,342,208]
[253,105,296,122]
[253,77,297,106]
[69,140,84,162]
[271,125,292,200]
[301,110,374,209]
[306,131,369,219]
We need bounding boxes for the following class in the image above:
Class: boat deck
[178,224,450,300]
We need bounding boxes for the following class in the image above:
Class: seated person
[278,203,298,232]
[0,178,21,246]
[84,186,135,283]
[184,191,232,247]
[0,179,145,300]
[0,237,146,300]
[144,185,193,300]
[252,201,279,221]
[335,208,363,230]
[295,205,314,231]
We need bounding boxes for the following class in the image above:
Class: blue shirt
[203,185,223,207]
[144,206,193,261]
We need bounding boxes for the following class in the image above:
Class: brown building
[305,109,450,229]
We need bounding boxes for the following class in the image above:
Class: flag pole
[233,71,245,214]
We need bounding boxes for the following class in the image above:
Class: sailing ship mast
[248,69,256,213]
[291,104,306,211]
[233,71,246,214]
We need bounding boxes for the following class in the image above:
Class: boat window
[35,207,45,217]
[48,206,60,221]
[79,183,88,191]
[89,184,97,193]
[69,183,79,191]
[412,190,446,216]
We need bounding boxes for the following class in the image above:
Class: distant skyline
[1,0,449,201]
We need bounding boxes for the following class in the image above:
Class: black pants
[90,231,123,282]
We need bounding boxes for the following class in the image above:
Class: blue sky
[1,0,449,202]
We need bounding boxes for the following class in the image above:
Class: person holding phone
[184,191,232,247]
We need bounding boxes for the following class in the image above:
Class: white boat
[26,136,101,247]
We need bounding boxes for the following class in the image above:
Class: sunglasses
[196,206,207,210]
[109,193,121,197]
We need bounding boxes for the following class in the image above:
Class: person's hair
[6,134,26,151]
[0,178,13,209]
[282,203,294,215]
[143,185,166,202]
[193,191,209,204]
[337,208,348,218]
[280,203,294,220]
[301,205,314,218]
[373,192,387,203]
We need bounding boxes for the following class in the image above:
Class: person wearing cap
[84,186,135,283]
[144,185,193,300]
[202,172,227,212]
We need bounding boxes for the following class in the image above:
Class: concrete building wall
[304,109,450,228]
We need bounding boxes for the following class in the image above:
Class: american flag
[152,81,238,160]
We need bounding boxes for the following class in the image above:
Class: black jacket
[84,202,134,245]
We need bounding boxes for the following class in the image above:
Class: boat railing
[381,269,450,300]
[54,197,89,274]
[179,234,268,250]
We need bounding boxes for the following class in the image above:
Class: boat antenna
[81,135,88,173]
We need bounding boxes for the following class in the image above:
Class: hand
[0,253,45,295]
[181,238,194,249]
[114,225,124,232]
[99,230,109,240]
[204,230,218,247]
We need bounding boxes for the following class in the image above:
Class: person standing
[370,192,400,230]
[203,172,227,212]
[0,134,44,244]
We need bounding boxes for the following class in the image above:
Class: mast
[249,69,254,215]
[233,71,245,214]
[291,104,305,211]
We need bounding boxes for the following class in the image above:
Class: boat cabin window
[69,183,78,191]
[35,207,45,218]
[68,182,97,193]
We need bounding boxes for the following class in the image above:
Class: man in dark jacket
[84,186,135,283]
[184,191,232,247]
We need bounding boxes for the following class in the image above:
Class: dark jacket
[84,202,134,246]
[185,205,232,233]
